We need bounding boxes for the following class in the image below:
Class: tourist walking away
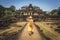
[26,16,34,36]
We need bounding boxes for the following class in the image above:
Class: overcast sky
[0,0,60,11]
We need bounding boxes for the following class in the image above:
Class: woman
[27,16,34,36]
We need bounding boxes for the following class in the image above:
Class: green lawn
[0,22,27,34]
[7,27,22,33]
[35,22,60,40]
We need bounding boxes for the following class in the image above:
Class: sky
[0,0,60,11]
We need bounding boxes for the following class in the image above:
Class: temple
[15,4,46,21]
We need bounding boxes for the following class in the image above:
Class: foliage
[0,5,17,29]
[47,7,60,16]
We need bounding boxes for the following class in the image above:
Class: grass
[0,22,27,34]
[45,23,58,29]
[42,28,57,40]
[5,22,27,34]
[7,27,22,33]
[35,22,59,40]
[16,22,27,26]
[0,22,27,40]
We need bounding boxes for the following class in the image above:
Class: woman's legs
[28,28,34,36]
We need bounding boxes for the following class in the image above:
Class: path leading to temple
[18,24,45,40]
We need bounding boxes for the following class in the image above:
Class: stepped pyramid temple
[15,4,46,21]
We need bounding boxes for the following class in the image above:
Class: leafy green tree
[0,5,17,29]
[57,7,60,16]
[48,9,58,16]
[0,5,5,18]
[10,5,16,12]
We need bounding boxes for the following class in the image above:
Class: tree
[49,9,58,16]
[0,5,5,18]
[0,5,17,29]
[10,5,16,12]
[57,7,60,16]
